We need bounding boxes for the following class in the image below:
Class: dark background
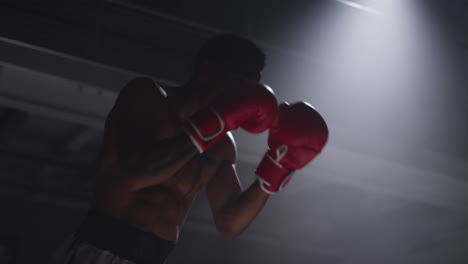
[0,0,467,263]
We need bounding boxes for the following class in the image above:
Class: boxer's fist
[184,77,278,152]
[256,102,329,194]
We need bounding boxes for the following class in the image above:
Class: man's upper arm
[205,133,242,219]
[109,77,167,126]
[103,78,201,190]
[105,77,173,161]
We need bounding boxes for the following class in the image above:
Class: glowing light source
[335,0,381,15]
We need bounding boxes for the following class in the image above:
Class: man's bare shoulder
[107,77,173,127]
[116,77,167,105]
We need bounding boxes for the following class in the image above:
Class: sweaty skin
[94,77,269,242]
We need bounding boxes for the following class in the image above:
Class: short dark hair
[193,34,266,78]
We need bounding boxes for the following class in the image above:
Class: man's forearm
[126,133,199,191]
[218,180,270,239]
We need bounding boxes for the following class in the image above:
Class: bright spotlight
[335,0,381,15]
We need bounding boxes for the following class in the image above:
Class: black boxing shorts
[49,210,175,264]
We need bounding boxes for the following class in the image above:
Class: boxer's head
[192,34,266,85]
[177,34,266,119]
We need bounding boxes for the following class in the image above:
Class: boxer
[49,34,328,264]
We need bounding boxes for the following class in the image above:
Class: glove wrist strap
[255,152,294,194]
[183,107,226,153]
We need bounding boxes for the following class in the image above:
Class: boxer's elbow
[215,217,245,240]
[217,224,241,240]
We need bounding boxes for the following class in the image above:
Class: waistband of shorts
[76,210,175,264]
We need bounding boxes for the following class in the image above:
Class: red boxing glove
[184,77,278,152]
[256,102,329,194]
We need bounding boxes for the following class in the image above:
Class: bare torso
[93,80,233,242]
